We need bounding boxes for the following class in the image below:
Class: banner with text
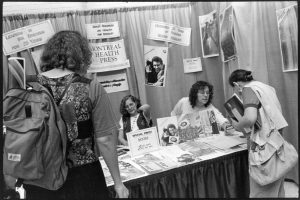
[96,72,129,93]
[147,21,191,46]
[127,127,161,158]
[3,20,55,55]
[88,39,130,73]
[86,21,120,39]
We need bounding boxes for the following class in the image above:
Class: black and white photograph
[2,2,298,199]
[219,5,237,62]
[276,4,298,72]
[199,10,220,58]
[144,45,168,87]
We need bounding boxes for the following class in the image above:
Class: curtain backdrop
[2,1,298,183]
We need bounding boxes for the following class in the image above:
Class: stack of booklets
[131,152,179,174]
[99,156,147,186]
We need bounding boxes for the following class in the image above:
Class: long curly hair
[189,80,213,108]
[228,69,254,87]
[119,95,142,116]
[40,30,92,74]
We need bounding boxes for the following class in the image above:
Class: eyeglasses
[198,90,211,95]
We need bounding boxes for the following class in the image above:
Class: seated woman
[171,80,234,132]
[119,95,152,146]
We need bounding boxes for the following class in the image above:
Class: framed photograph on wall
[276,4,298,72]
[199,10,219,58]
[219,5,237,62]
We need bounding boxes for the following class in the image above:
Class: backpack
[3,81,68,190]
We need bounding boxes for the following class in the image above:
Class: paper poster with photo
[96,72,129,93]
[199,10,220,58]
[183,57,202,73]
[156,116,179,146]
[219,5,237,62]
[276,4,298,72]
[144,45,168,87]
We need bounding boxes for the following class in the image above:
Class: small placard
[127,127,160,157]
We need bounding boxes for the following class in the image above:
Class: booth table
[108,149,249,198]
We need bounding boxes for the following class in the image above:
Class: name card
[86,21,120,39]
[3,20,55,55]
[147,21,191,46]
[96,72,129,93]
[183,57,203,73]
[127,127,160,157]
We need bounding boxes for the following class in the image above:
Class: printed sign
[88,39,130,72]
[183,57,202,73]
[96,72,129,93]
[127,127,160,158]
[3,20,55,55]
[147,21,191,46]
[86,21,120,39]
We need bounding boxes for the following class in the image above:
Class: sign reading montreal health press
[3,20,55,55]
[88,39,130,73]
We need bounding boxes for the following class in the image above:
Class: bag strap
[56,75,79,106]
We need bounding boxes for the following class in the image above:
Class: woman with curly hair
[119,95,152,146]
[26,30,128,199]
[171,80,233,132]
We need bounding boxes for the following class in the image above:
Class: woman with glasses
[171,80,234,132]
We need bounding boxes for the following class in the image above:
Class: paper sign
[96,72,129,93]
[147,21,191,46]
[3,20,55,55]
[183,57,202,73]
[86,21,120,39]
[88,39,129,72]
[127,127,160,157]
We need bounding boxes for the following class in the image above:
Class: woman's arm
[96,130,129,198]
[231,106,257,134]
[118,129,128,146]
[138,104,151,119]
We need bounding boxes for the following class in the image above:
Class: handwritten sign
[183,57,202,73]
[88,39,130,72]
[96,72,129,93]
[3,20,55,55]
[86,21,120,39]
[147,21,191,46]
[127,127,160,157]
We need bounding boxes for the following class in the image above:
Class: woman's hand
[114,183,129,198]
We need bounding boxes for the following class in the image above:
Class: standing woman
[33,30,128,199]
[228,69,288,197]
[118,95,152,146]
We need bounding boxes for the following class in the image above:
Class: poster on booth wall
[156,116,179,146]
[88,39,130,73]
[199,10,220,58]
[183,57,202,73]
[144,45,168,87]
[126,127,161,158]
[276,4,298,72]
[86,21,120,39]
[219,5,237,62]
[96,72,129,93]
[147,20,191,46]
[3,20,55,56]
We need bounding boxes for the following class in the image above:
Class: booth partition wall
[2,1,298,184]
